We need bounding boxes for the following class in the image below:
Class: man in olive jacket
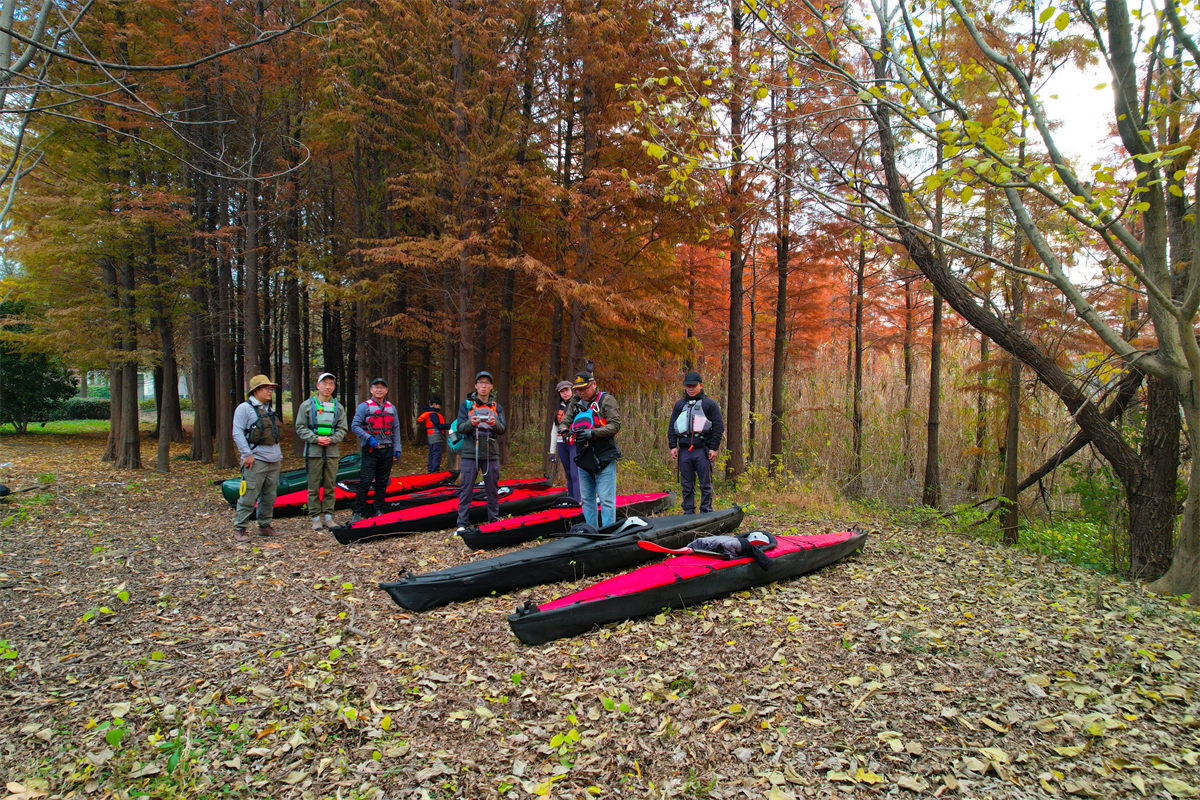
[296,372,349,530]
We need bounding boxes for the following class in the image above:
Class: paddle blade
[636,541,693,555]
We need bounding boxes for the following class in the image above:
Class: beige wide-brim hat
[247,374,279,395]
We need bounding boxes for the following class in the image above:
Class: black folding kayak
[507,528,867,645]
[457,491,675,550]
[380,506,744,611]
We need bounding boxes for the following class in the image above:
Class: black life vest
[245,402,281,447]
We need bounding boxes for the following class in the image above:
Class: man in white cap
[296,371,349,530]
[231,374,285,541]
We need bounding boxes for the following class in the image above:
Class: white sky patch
[1038,60,1118,167]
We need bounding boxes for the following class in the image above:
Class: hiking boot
[455,526,468,536]
[351,513,364,524]
[258,524,282,537]
[323,514,334,529]
[311,517,323,531]
[234,527,251,542]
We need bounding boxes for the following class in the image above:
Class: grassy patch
[10,419,112,435]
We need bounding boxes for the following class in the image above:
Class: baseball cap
[370,377,388,387]
[684,371,702,385]
[316,372,336,383]
[571,371,594,389]
[475,370,494,382]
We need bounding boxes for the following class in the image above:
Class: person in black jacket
[667,371,725,514]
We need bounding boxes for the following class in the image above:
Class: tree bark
[923,292,943,507]
[848,240,865,497]
[725,0,746,480]
[243,186,261,387]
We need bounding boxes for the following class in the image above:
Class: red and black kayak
[380,506,744,611]
[507,529,866,645]
[270,470,458,517]
[332,481,563,544]
[458,491,676,550]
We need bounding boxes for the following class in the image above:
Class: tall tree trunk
[922,293,943,507]
[101,258,122,462]
[1128,375,1178,578]
[215,238,237,470]
[243,186,260,387]
[747,254,757,467]
[117,255,141,469]
[769,113,791,474]
[968,208,993,493]
[849,240,865,497]
[450,0,476,400]
[725,0,746,480]
[922,136,946,508]
[901,277,915,480]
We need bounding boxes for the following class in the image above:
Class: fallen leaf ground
[2,432,1200,800]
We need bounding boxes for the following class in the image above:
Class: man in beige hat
[231,374,285,541]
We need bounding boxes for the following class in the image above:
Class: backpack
[569,393,607,435]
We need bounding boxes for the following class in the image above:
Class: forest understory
[1,433,1198,800]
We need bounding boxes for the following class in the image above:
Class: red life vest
[366,399,396,436]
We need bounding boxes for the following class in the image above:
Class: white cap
[317,372,336,383]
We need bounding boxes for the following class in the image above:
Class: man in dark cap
[667,371,725,514]
[416,394,450,472]
[566,370,621,526]
[454,370,506,532]
[350,377,402,522]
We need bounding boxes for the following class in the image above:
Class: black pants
[354,447,394,516]
[678,446,713,514]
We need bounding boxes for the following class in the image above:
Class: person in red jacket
[416,395,450,472]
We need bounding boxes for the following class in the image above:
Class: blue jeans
[556,440,581,501]
[578,460,617,527]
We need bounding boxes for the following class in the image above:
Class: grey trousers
[234,458,282,528]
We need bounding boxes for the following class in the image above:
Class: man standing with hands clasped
[351,378,402,522]
[667,371,725,514]
[296,371,348,530]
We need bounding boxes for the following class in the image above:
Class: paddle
[637,541,702,555]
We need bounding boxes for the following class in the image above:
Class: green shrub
[138,396,195,412]
[51,397,110,421]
